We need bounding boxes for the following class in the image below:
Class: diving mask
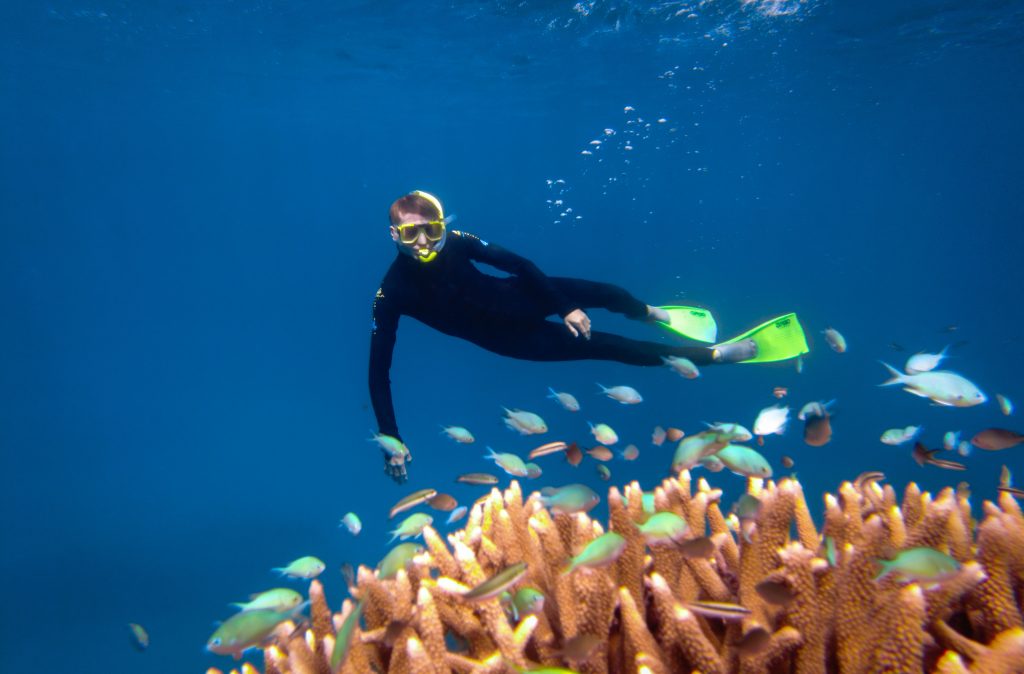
[396,219,446,244]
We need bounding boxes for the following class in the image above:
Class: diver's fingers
[565,319,579,338]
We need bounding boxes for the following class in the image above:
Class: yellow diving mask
[396,220,446,244]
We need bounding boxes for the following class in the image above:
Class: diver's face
[390,212,438,258]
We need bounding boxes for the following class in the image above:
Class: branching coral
[205,475,1024,674]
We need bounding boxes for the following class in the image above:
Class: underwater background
[2,0,1023,671]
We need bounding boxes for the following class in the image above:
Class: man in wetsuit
[369,191,755,483]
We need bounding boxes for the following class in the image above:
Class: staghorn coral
[206,473,1024,674]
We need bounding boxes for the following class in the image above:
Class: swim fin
[656,306,718,343]
[718,313,810,363]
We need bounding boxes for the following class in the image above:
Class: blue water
[2,1,1023,671]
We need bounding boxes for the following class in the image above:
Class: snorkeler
[370,191,803,483]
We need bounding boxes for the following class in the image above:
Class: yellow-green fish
[330,600,364,671]
[128,623,149,651]
[441,425,475,443]
[503,408,548,435]
[874,547,960,582]
[716,445,773,478]
[879,363,986,408]
[463,562,529,601]
[389,488,438,518]
[539,484,599,515]
[563,533,627,574]
[511,587,545,621]
[272,556,325,579]
[230,588,303,613]
[340,512,362,535]
[525,462,543,479]
[588,421,618,445]
[378,543,424,579]
[486,447,529,477]
[997,393,1013,416]
[595,464,611,481]
[637,512,688,545]
[206,607,299,659]
[370,433,410,460]
[672,431,724,471]
[389,512,433,542]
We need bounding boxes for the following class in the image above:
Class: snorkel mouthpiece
[417,249,438,262]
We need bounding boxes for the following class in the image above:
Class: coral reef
[206,473,1024,674]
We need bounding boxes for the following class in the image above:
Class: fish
[563,533,627,573]
[795,355,804,373]
[637,512,688,545]
[128,623,149,651]
[457,473,499,485]
[853,471,886,492]
[597,383,643,404]
[905,346,949,374]
[588,422,619,445]
[880,425,921,445]
[272,556,326,579]
[528,441,569,459]
[822,327,847,353]
[797,400,834,421]
[330,600,364,671]
[874,547,961,582]
[1000,465,1012,488]
[378,543,424,579]
[672,432,726,472]
[706,422,753,443]
[564,442,584,466]
[734,626,772,656]
[997,394,1014,416]
[772,386,788,399]
[889,342,905,352]
[340,512,362,535]
[440,425,475,443]
[207,608,300,660]
[427,493,458,511]
[971,428,1024,451]
[370,433,410,461]
[913,442,967,471]
[389,489,438,518]
[446,506,468,525]
[781,455,794,468]
[540,484,600,515]
[511,587,545,620]
[620,444,640,461]
[943,431,961,451]
[230,588,304,613]
[525,462,543,479]
[463,562,529,601]
[661,355,700,379]
[596,464,611,481]
[716,445,773,478]
[939,324,959,333]
[699,455,725,472]
[666,427,685,442]
[999,485,1024,498]
[503,408,548,435]
[755,579,795,606]
[824,537,837,567]
[677,536,715,559]
[733,494,761,543]
[686,600,751,621]
[753,405,789,438]
[547,387,581,412]
[878,363,987,407]
[389,513,433,542]
[486,447,529,477]
[555,633,603,663]
[803,413,833,447]
[651,426,667,446]
[957,440,972,457]
[586,445,614,461]
[340,563,356,589]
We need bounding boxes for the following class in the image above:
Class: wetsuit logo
[775,317,791,329]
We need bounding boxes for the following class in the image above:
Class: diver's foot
[711,338,757,363]
[645,305,671,323]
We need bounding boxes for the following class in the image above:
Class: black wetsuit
[369,230,715,441]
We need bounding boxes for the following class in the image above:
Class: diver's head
[389,191,449,263]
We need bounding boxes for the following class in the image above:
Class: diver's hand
[564,309,591,340]
[383,448,411,484]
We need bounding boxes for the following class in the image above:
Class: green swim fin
[719,313,810,363]
[657,306,718,343]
